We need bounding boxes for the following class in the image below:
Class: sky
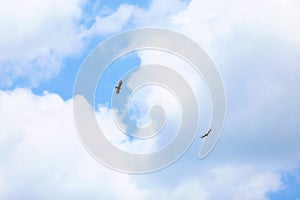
[0,0,300,199]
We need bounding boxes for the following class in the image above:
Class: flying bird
[200,128,212,138]
[115,80,123,94]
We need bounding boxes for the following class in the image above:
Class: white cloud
[136,165,282,200]
[0,89,149,199]
[120,0,300,196]
[0,0,85,88]
[125,50,213,153]
[85,4,140,37]
[0,89,286,199]
[1,0,300,198]
[174,166,281,200]
[132,0,190,27]
[131,0,300,166]
[0,0,189,88]
[206,166,281,200]
[95,104,158,154]
[171,0,300,49]
[85,0,190,36]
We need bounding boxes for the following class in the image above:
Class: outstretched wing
[118,80,123,87]
[206,128,212,135]
[200,128,212,138]
[115,80,122,94]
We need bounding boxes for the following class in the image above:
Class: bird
[200,128,212,138]
[115,80,123,94]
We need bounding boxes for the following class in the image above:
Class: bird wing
[200,129,212,138]
[118,80,123,87]
[206,128,212,135]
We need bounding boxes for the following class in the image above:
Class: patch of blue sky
[79,0,151,29]
[98,0,151,10]
[33,48,141,105]
[32,54,85,100]
[95,52,142,141]
[79,0,149,27]
[268,165,300,200]
[0,60,29,89]
[95,51,141,107]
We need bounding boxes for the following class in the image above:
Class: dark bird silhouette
[115,80,123,94]
[200,128,212,138]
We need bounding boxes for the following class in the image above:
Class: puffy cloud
[127,165,282,200]
[172,0,300,47]
[132,0,300,166]
[0,89,285,199]
[0,89,149,199]
[1,0,300,199]
[169,166,281,200]
[122,1,300,196]
[0,0,86,88]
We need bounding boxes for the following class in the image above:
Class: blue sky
[1,0,300,199]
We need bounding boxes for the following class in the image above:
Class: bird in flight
[200,128,212,138]
[115,80,123,94]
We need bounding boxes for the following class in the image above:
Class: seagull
[115,80,123,94]
[200,128,212,138]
